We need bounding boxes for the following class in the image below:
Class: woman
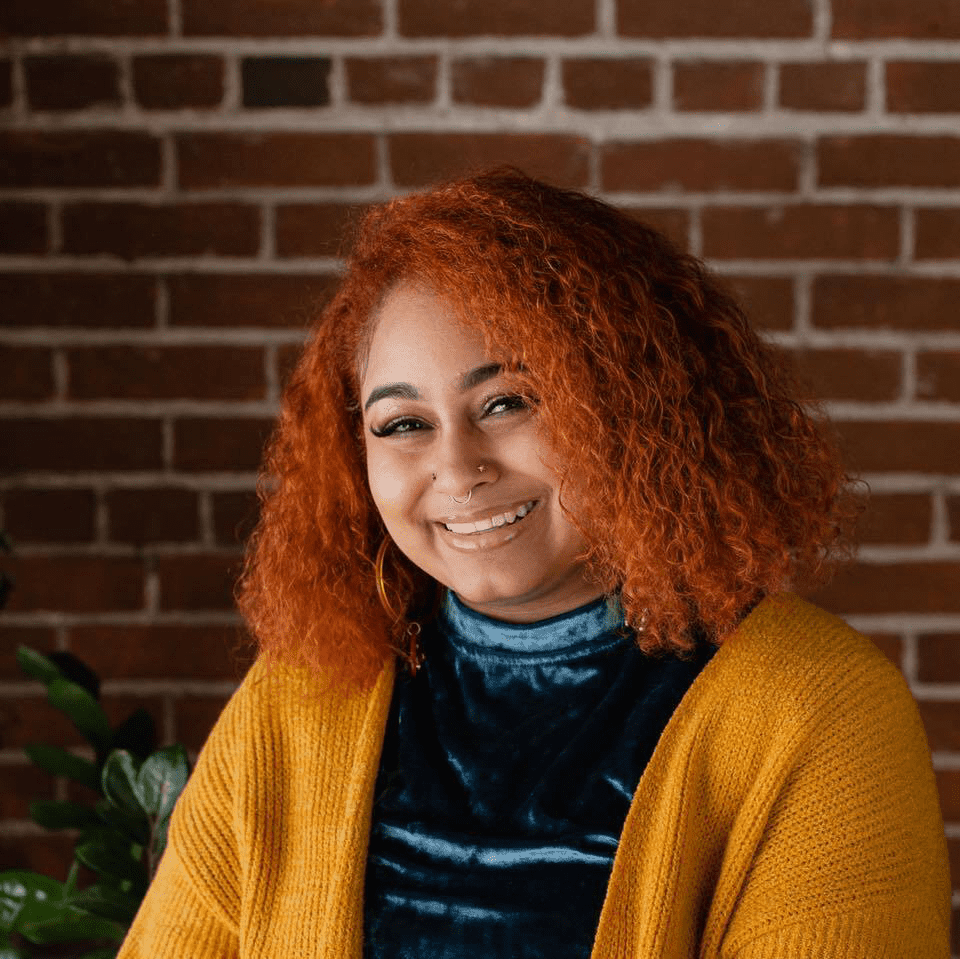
[119,169,950,957]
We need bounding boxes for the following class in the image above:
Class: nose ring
[450,490,472,505]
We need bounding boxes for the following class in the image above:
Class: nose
[430,424,497,502]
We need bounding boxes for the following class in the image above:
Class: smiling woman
[117,169,951,958]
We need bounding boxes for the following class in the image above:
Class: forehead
[360,283,491,392]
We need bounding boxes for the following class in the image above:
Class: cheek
[366,452,412,525]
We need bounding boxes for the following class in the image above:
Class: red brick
[622,207,690,248]
[779,61,867,112]
[173,417,273,472]
[3,555,144,613]
[399,0,593,36]
[241,56,330,109]
[601,139,801,193]
[867,633,902,668]
[833,0,960,39]
[277,343,304,388]
[950,495,960,542]
[212,490,260,546]
[917,700,960,751]
[0,0,167,36]
[917,351,960,402]
[725,275,794,331]
[812,276,960,332]
[451,57,544,107]
[345,56,437,104]
[619,0,811,37]
[67,345,267,401]
[811,560,960,614]
[3,488,97,543]
[275,202,367,258]
[886,61,960,113]
[0,418,163,471]
[0,835,75,881]
[0,131,162,188]
[62,202,260,258]
[914,208,960,260]
[673,61,764,112]
[390,133,591,188]
[784,347,901,402]
[0,273,155,328]
[819,135,960,188]
[0,625,58,680]
[0,696,81,750]
[563,58,653,110]
[133,54,225,110]
[167,274,333,327]
[917,634,960,683]
[702,205,899,260]
[0,346,54,400]
[0,763,55,819]
[0,59,11,107]
[174,694,232,752]
[177,132,377,189]
[857,493,932,545]
[69,623,249,680]
[156,553,240,611]
[25,55,120,110]
[106,487,199,544]
[182,0,380,36]
[936,770,960,820]
[0,201,48,253]
[834,420,960,474]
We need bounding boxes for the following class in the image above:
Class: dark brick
[857,493,932,545]
[779,61,867,112]
[619,0,812,37]
[156,553,240,611]
[390,132,590,188]
[0,418,164,471]
[242,57,331,108]
[106,487,199,544]
[167,273,335,328]
[621,207,690,248]
[812,276,960,331]
[834,420,960,473]
[3,488,97,543]
[725,275,795,331]
[819,135,960,188]
[833,0,960,39]
[0,346,54,400]
[0,764,55,819]
[916,351,960,402]
[915,208,960,259]
[25,55,120,110]
[887,61,960,112]
[133,55,224,110]
[182,0,380,36]
[275,202,367,257]
[67,345,267,400]
[0,625,58,680]
[212,490,260,546]
[563,58,653,110]
[917,634,960,683]
[811,560,960,615]
[451,57,544,108]
[177,132,376,189]
[174,695,232,752]
[0,0,167,36]
[673,61,764,112]
[0,59,12,107]
[345,56,437,104]
[3,555,144,613]
[0,131,162,188]
[0,201,48,254]
[785,347,901,402]
[173,418,273,472]
[0,274,155,328]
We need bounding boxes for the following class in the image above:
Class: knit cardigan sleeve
[117,664,247,958]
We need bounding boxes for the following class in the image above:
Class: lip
[436,500,540,552]
[436,498,538,525]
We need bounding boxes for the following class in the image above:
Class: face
[360,283,603,624]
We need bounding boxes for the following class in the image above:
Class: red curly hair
[238,168,861,688]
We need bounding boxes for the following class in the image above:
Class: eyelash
[370,393,530,438]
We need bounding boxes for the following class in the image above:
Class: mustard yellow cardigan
[118,593,951,958]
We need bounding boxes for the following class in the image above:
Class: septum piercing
[440,465,486,505]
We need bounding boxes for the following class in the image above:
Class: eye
[369,416,428,438]
[482,394,530,416]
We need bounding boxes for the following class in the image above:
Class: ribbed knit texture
[118,593,951,958]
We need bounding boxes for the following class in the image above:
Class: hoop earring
[374,537,425,676]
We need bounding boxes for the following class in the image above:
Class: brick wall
[0,0,958,944]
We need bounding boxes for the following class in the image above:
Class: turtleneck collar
[438,589,627,660]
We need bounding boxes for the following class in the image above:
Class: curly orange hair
[238,168,861,688]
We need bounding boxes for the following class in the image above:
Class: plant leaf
[135,746,190,820]
[0,871,63,931]
[46,678,111,755]
[24,745,101,794]
[0,945,29,959]
[15,647,62,686]
[18,906,123,946]
[101,752,141,817]
[66,882,140,924]
[78,950,119,959]
[110,709,156,761]
[29,800,103,831]
[94,799,149,848]
[74,834,147,889]
[46,651,101,701]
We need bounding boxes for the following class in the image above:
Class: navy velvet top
[363,591,716,958]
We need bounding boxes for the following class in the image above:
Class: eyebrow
[363,362,503,413]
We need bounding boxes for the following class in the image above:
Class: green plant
[0,648,191,959]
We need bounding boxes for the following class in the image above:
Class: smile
[442,500,537,534]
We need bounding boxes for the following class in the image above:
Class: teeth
[445,500,536,534]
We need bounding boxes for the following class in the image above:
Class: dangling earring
[374,537,425,676]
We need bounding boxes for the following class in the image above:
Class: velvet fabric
[363,591,716,958]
